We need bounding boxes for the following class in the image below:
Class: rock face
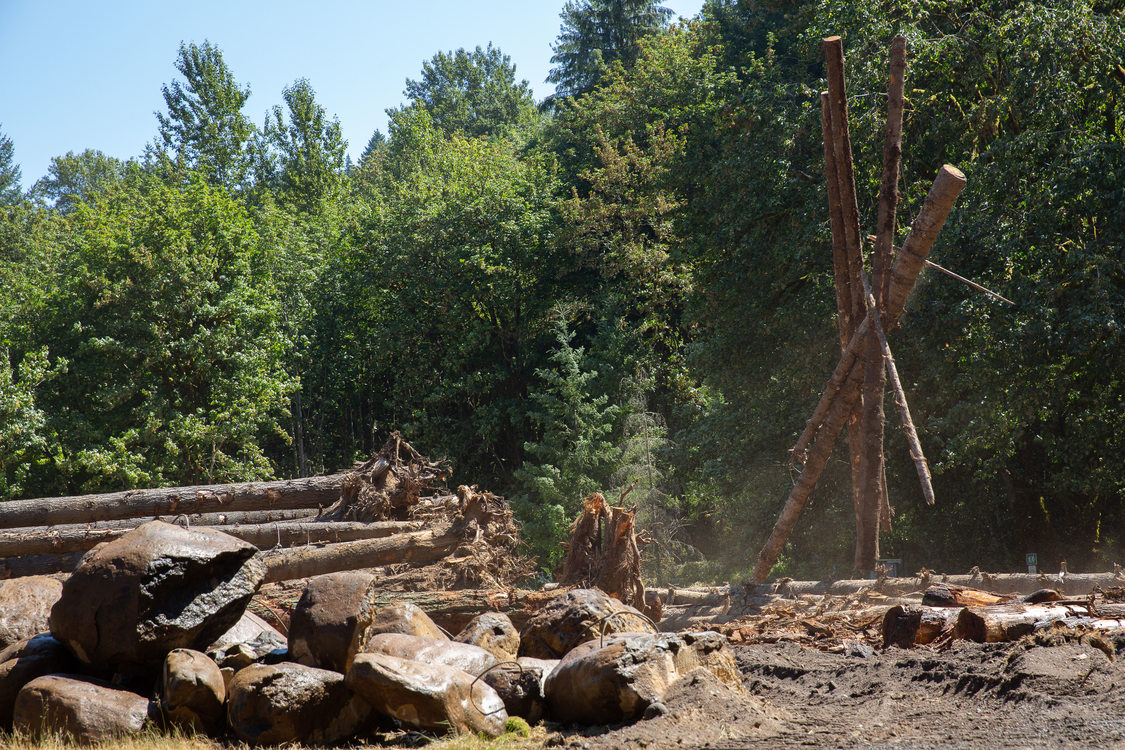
[367,600,448,640]
[49,520,264,673]
[13,674,152,743]
[520,588,656,659]
[288,571,383,673]
[545,631,740,724]
[226,662,374,746]
[0,634,79,728]
[162,648,226,732]
[0,576,63,650]
[207,610,288,671]
[363,632,498,676]
[348,651,507,737]
[456,612,520,661]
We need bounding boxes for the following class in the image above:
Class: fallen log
[0,519,423,558]
[922,584,1014,608]
[954,603,1125,642]
[0,475,348,529]
[882,604,958,648]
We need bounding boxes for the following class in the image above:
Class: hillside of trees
[2,0,1122,582]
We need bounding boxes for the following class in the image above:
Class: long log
[0,520,423,558]
[755,166,967,583]
[259,527,465,584]
[0,475,348,529]
[954,603,1125,642]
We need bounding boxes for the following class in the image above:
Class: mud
[546,632,1125,749]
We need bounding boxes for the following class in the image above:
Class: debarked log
[953,603,1125,642]
[0,474,350,529]
[0,519,424,557]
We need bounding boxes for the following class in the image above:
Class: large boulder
[206,610,287,671]
[49,520,264,673]
[0,633,79,728]
[456,612,519,662]
[288,571,384,673]
[226,662,374,746]
[519,588,656,659]
[0,576,63,651]
[544,631,739,724]
[348,652,507,737]
[162,648,226,733]
[13,674,153,743]
[368,600,448,640]
[363,632,498,676]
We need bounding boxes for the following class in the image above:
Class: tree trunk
[954,604,1125,642]
[0,519,423,558]
[0,475,349,529]
[882,605,958,648]
[259,527,465,583]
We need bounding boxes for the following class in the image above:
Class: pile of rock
[0,520,741,745]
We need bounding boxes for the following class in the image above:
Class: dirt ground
[545,632,1125,749]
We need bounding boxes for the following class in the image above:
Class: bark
[0,475,349,529]
[259,527,465,584]
[0,550,87,579]
[0,519,423,558]
[921,583,1014,608]
[954,603,1125,642]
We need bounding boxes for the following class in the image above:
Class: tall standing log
[753,165,966,584]
[821,91,864,540]
[0,475,349,529]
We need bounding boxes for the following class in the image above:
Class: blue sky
[0,1,705,186]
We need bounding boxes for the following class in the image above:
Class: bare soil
[544,632,1125,749]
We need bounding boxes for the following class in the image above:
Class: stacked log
[0,433,528,587]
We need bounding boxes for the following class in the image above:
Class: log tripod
[752,36,968,583]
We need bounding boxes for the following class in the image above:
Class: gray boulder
[455,611,519,661]
[226,661,374,746]
[482,659,555,723]
[348,651,507,737]
[0,576,62,650]
[162,648,226,733]
[0,633,79,728]
[544,631,740,724]
[13,674,152,743]
[206,610,287,671]
[288,570,384,673]
[49,520,264,673]
[519,588,656,659]
[363,632,497,676]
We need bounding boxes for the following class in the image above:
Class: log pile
[0,432,530,589]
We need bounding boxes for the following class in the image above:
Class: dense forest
[1,0,1122,582]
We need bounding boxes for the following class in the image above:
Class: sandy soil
[545,631,1125,749]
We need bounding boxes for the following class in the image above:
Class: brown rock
[206,610,287,670]
[369,600,448,640]
[519,588,656,659]
[482,661,548,723]
[0,633,79,729]
[348,651,507,737]
[162,648,226,732]
[13,674,152,743]
[226,662,374,746]
[456,612,519,661]
[49,520,264,673]
[544,631,739,724]
[288,571,382,673]
[362,632,497,676]
[0,576,62,651]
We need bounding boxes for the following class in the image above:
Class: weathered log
[0,520,423,558]
[954,603,1125,642]
[882,605,957,648]
[922,584,1013,608]
[259,527,465,584]
[0,550,87,579]
[0,475,349,530]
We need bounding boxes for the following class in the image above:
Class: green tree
[30,149,127,213]
[151,41,256,188]
[392,44,538,140]
[257,78,347,213]
[547,0,673,100]
[0,126,22,205]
